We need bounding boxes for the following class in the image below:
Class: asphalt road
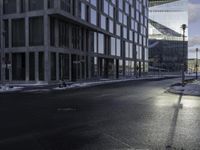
[0,78,200,150]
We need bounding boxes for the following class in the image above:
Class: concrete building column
[44,13,50,83]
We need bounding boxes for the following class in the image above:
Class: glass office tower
[149,0,188,72]
[0,0,149,84]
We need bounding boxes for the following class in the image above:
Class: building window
[130,43,133,58]
[129,30,133,41]
[58,21,69,48]
[123,14,127,26]
[116,24,121,37]
[118,0,123,10]
[29,17,44,46]
[12,18,25,47]
[109,19,114,33]
[98,33,104,54]
[29,52,35,81]
[72,26,80,49]
[3,0,16,14]
[116,39,121,57]
[20,0,26,12]
[50,17,55,46]
[123,27,127,39]
[38,52,44,81]
[61,0,71,13]
[90,8,97,25]
[3,20,9,48]
[103,0,109,15]
[118,11,123,24]
[125,42,129,58]
[111,37,116,56]
[12,53,26,81]
[90,0,97,7]
[80,2,86,20]
[59,54,69,80]
[29,0,44,11]
[109,5,114,18]
[100,15,106,30]
[51,52,57,80]
[125,2,129,14]
[90,32,97,53]
[48,0,54,8]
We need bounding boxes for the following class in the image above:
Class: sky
[188,0,200,58]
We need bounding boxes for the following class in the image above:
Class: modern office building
[0,0,149,84]
[149,0,188,72]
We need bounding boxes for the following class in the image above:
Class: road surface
[0,78,200,150]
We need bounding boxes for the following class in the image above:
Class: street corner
[168,80,200,97]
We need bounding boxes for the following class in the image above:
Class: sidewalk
[168,80,200,96]
[0,75,178,93]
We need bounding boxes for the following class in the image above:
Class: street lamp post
[181,24,187,86]
[196,48,199,80]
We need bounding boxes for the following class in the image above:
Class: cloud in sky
[188,0,200,58]
[189,36,200,47]
[188,2,200,23]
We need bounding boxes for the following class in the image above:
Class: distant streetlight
[196,48,199,80]
[181,24,187,86]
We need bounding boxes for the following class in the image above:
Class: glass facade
[0,0,148,83]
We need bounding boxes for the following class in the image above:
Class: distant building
[149,0,188,72]
[188,59,200,73]
[0,0,149,84]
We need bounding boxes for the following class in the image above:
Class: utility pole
[181,24,187,86]
[196,48,199,80]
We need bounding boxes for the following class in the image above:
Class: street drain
[57,107,76,112]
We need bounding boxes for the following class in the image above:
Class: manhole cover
[57,108,76,112]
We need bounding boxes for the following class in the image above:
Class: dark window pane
[48,0,54,8]
[12,53,26,80]
[38,52,44,81]
[12,18,25,47]
[50,17,55,46]
[61,0,71,13]
[29,52,35,80]
[4,20,9,48]
[29,0,44,11]
[29,17,44,46]
[20,0,25,12]
[3,0,16,14]
[50,52,56,81]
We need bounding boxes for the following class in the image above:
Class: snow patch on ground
[0,86,23,93]
[53,76,166,90]
[169,80,200,96]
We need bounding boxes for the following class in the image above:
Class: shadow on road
[166,94,183,150]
